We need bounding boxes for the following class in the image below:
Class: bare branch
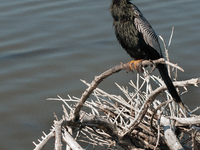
[123,83,167,135]
[81,114,145,150]
[72,58,185,122]
[170,116,200,126]
[72,63,126,121]
[160,116,184,150]
[54,119,63,150]
[62,128,85,150]
[33,129,55,150]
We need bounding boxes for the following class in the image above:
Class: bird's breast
[114,21,147,59]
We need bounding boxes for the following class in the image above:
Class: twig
[123,86,167,135]
[150,100,173,131]
[62,128,85,150]
[188,106,200,116]
[169,116,200,126]
[81,114,144,149]
[168,27,174,50]
[154,100,173,150]
[142,58,184,72]
[33,129,55,150]
[159,27,174,78]
[192,129,198,150]
[124,78,200,135]
[54,119,63,150]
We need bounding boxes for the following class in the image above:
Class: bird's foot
[126,59,144,73]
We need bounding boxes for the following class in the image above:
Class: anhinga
[110,0,184,108]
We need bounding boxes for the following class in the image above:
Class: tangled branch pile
[33,31,200,150]
[33,64,200,150]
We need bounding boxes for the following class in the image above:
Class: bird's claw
[126,59,144,73]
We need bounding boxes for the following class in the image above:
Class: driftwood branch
[54,120,63,150]
[81,114,143,150]
[124,78,200,136]
[62,127,84,150]
[34,57,200,149]
[34,55,200,149]
[33,30,200,150]
[34,67,200,150]
[160,116,184,150]
[170,116,200,126]
[72,58,184,122]
[33,129,55,150]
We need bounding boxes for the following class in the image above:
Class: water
[0,0,200,149]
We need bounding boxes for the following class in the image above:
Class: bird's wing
[133,8,161,54]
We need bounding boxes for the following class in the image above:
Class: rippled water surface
[0,0,200,149]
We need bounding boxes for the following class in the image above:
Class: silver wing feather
[133,7,161,54]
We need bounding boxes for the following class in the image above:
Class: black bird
[110,0,184,108]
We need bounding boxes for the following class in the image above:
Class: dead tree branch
[33,128,55,150]
[33,29,200,149]
[72,58,184,122]
[34,67,199,150]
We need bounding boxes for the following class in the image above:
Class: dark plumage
[110,0,184,108]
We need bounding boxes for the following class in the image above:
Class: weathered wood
[34,62,200,150]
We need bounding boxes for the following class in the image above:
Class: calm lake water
[0,0,200,149]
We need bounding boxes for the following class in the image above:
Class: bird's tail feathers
[157,64,185,109]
